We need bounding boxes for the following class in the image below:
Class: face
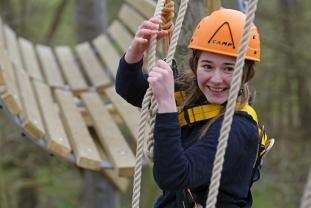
[196,51,236,104]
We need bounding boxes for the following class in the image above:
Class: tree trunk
[0,0,15,28]
[74,0,107,43]
[83,170,119,208]
[278,0,311,136]
[19,0,31,35]
[74,1,118,207]
[174,0,208,69]
[17,167,38,208]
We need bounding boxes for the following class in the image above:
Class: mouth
[207,86,228,93]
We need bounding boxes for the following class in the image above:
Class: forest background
[0,0,310,207]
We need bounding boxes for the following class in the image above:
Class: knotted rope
[160,0,175,51]
[205,0,259,207]
[131,0,189,207]
[144,0,189,163]
[300,165,311,208]
[144,0,175,162]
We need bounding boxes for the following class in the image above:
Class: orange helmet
[188,9,260,62]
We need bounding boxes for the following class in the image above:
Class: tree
[74,1,119,207]
[74,0,107,43]
[174,0,209,69]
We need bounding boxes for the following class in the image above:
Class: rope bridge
[0,0,158,192]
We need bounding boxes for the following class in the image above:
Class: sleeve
[153,113,259,191]
[115,55,149,107]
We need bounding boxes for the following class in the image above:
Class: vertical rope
[145,0,190,162]
[205,0,259,207]
[131,1,166,206]
[132,0,190,207]
[165,0,189,66]
[300,165,311,208]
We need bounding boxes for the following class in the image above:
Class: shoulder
[210,111,258,132]
[208,111,259,146]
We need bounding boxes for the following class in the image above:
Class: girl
[116,9,271,208]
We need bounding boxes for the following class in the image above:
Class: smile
[208,86,228,92]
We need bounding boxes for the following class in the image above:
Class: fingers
[138,19,159,31]
[125,18,168,63]
[147,60,175,108]
[136,28,157,39]
[148,60,173,81]
[157,30,169,40]
[155,60,172,72]
[136,18,168,40]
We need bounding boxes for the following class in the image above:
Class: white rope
[131,1,166,206]
[131,0,190,207]
[145,0,190,162]
[205,0,259,207]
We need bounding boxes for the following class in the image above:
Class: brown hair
[176,50,256,139]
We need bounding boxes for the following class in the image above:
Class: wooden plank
[0,66,20,116]
[105,87,140,140]
[15,69,45,140]
[107,20,133,52]
[81,92,136,176]
[92,135,129,192]
[18,38,43,81]
[118,4,145,34]
[126,0,156,18]
[54,89,102,170]
[0,18,4,47]
[3,25,23,68]
[36,44,64,88]
[75,42,110,91]
[0,92,20,115]
[0,67,20,115]
[92,35,120,78]
[0,46,21,115]
[33,80,71,157]
[0,67,4,88]
[55,46,88,93]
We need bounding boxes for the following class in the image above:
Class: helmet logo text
[208,22,236,49]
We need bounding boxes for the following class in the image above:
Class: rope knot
[160,0,175,33]
[160,0,175,51]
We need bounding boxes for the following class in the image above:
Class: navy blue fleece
[116,56,260,207]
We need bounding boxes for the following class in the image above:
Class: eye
[201,64,213,71]
[224,66,234,74]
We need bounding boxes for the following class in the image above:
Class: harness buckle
[182,104,196,126]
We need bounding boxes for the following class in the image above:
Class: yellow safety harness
[174,91,273,157]
[174,91,274,207]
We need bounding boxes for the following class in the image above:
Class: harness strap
[178,104,223,127]
[174,91,274,205]
[174,90,274,168]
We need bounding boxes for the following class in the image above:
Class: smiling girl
[116,8,272,208]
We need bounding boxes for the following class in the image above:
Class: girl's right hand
[124,17,168,64]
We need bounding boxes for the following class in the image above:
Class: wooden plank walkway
[0,0,158,192]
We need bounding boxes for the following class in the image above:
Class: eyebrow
[224,62,235,66]
[199,60,235,65]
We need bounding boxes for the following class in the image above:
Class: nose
[210,69,223,84]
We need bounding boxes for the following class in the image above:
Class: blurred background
[0,0,310,207]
